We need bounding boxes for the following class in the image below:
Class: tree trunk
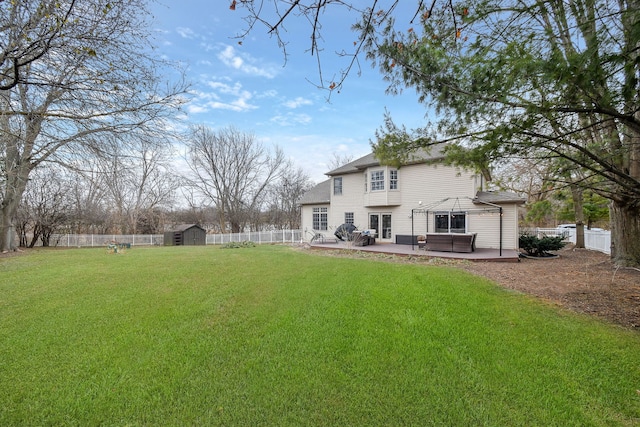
[610,200,640,267]
[0,165,33,251]
[571,185,585,249]
[18,224,28,248]
[0,174,29,252]
[28,223,42,248]
[0,207,17,252]
[41,229,52,247]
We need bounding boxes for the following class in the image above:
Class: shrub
[221,241,256,249]
[519,233,566,257]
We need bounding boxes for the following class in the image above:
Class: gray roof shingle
[299,179,331,205]
[473,191,526,205]
[326,145,448,176]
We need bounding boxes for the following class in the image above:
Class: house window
[345,212,354,225]
[435,211,466,233]
[333,177,343,195]
[313,207,328,230]
[390,169,398,190]
[370,170,385,191]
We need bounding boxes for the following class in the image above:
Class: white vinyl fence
[206,230,302,245]
[38,230,303,248]
[522,228,611,255]
[47,234,164,247]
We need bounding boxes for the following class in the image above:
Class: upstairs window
[389,169,398,190]
[333,177,343,195]
[370,170,385,191]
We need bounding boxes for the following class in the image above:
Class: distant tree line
[1,0,313,249]
[15,145,312,247]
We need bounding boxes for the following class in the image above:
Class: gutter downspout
[411,209,415,251]
[499,206,503,257]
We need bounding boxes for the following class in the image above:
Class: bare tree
[96,136,180,234]
[0,0,186,251]
[68,162,110,234]
[266,165,313,229]
[173,187,219,231]
[16,166,73,247]
[327,152,354,171]
[0,0,77,90]
[186,125,287,233]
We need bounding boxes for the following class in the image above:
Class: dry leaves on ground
[462,245,640,329]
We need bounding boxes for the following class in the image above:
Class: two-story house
[300,147,525,251]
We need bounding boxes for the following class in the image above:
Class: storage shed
[164,224,206,246]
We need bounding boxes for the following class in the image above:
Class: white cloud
[176,27,196,39]
[188,81,258,113]
[209,95,258,112]
[187,104,208,114]
[260,134,371,183]
[283,97,313,109]
[258,89,278,99]
[217,45,278,78]
[200,42,215,52]
[270,113,312,127]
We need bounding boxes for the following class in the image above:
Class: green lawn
[1,245,639,426]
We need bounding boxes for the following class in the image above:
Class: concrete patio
[310,240,521,262]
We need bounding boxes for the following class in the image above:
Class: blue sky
[151,1,429,183]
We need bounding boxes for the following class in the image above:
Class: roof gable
[326,145,447,176]
[170,224,205,232]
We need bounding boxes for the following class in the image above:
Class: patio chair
[310,231,326,243]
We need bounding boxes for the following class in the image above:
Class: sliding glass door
[369,213,392,240]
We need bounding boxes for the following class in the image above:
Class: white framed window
[345,212,354,225]
[370,170,385,191]
[435,211,467,233]
[390,169,398,190]
[313,207,328,230]
[333,177,342,195]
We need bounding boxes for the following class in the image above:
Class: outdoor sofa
[424,233,476,253]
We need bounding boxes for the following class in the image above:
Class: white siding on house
[301,204,329,239]
[329,173,369,231]
[320,163,480,241]
[364,190,401,207]
[363,166,402,207]
[391,164,478,239]
[470,214,500,248]
[300,151,522,249]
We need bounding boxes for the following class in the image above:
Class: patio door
[369,213,392,240]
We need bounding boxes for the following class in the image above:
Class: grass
[1,245,639,426]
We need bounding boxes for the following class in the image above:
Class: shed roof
[169,224,205,232]
[299,179,331,205]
